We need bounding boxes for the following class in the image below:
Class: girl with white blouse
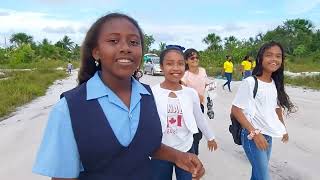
[151,47,217,180]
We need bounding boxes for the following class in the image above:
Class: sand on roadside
[0,73,319,180]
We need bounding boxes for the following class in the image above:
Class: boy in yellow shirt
[222,55,233,92]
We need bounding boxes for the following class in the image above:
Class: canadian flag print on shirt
[166,102,183,134]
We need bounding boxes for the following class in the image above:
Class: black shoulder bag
[229,76,258,145]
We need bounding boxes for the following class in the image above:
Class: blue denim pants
[223,73,232,91]
[151,145,195,180]
[243,70,252,79]
[241,129,272,180]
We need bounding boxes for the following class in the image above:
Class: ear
[92,47,100,60]
[160,64,164,71]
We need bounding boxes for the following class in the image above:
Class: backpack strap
[252,76,258,98]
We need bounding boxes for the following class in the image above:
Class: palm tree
[202,33,222,51]
[159,42,166,52]
[9,32,33,47]
[55,35,74,51]
[224,36,239,52]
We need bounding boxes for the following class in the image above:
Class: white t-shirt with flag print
[162,97,193,152]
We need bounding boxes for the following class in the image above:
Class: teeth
[117,59,131,63]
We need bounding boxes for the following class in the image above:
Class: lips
[116,58,134,65]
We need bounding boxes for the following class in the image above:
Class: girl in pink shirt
[181,48,217,155]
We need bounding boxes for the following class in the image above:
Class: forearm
[152,143,181,163]
[231,105,255,132]
[276,108,286,126]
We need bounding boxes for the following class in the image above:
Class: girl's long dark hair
[78,13,144,85]
[183,48,199,70]
[252,41,296,114]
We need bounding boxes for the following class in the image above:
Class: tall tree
[55,35,74,51]
[203,33,222,51]
[143,34,155,53]
[9,32,33,47]
[224,36,239,52]
[159,42,166,52]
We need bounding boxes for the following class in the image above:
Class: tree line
[0,33,80,66]
[1,18,319,70]
[147,18,320,73]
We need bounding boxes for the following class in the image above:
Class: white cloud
[144,22,279,50]
[0,8,308,51]
[0,9,89,46]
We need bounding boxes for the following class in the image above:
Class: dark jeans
[223,72,232,91]
[193,104,204,155]
[151,145,195,180]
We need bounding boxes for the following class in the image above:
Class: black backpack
[229,76,258,145]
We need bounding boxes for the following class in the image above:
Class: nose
[119,40,131,54]
[172,63,181,70]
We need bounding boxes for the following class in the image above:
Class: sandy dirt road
[0,72,319,180]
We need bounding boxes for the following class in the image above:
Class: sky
[0,0,320,50]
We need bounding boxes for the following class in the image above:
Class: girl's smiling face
[261,45,283,73]
[161,51,185,84]
[186,52,200,68]
[92,17,143,79]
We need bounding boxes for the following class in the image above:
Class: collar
[86,71,150,100]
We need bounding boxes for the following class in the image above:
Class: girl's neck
[99,71,131,92]
[188,66,199,74]
[160,80,182,91]
[258,71,273,83]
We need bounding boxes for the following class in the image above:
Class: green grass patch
[285,56,320,72]
[285,75,320,90]
[0,69,67,119]
[0,59,80,69]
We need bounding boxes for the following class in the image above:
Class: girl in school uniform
[32,13,204,180]
[151,47,217,180]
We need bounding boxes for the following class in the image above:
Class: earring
[95,59,100,67]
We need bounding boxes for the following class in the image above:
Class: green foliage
[293,45,307,57]
[143,34,155,53]
[0,69,67,118]
[0,48,10,64]
[159,42,166,52]
[202,33,222,51]
[9,44,36,65]
[285,75,320,90]
[10,32,34,47]
[199,18,320,81]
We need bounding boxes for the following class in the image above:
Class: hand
[253,134,269,151]
[199,94,204,104]
[174,151,205,179]
[207,139,218,151]
[282,133,289,143]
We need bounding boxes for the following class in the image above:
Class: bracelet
[247,129,261,140]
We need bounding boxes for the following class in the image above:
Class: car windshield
[152,58,160,64]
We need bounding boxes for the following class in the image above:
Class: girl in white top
[231,41,296,180]
[151,47,217,180]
